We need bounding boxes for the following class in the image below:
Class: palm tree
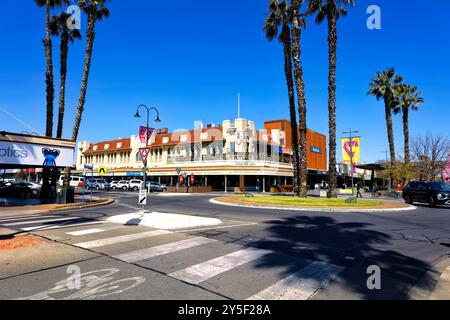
[368,68,403,172]
[263,0,301,196]
[307,0,355,198]
[35,0,67,198]
[291,0,308,197]
[50,13,82,139]
[393,83,424,164]
[71,0,110,142]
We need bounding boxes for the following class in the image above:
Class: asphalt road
[0,191,449,300]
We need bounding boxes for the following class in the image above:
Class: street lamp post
[134,105,161,193]
[342,128,360,198]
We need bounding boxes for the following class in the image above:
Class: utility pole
[342,129,360,198]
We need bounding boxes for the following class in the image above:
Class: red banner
[190,173,195,185]
[179,174,184,185]
[139,126,155,144]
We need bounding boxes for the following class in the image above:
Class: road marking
[4,217,81,226]
[175,222,258,233]
[21,221,106,232]
[74,230,172,249]
[0,215,61,223]
[113,237,217,263]
[67,228,106,236]
[169,247,272,285]
[248,261,345,300]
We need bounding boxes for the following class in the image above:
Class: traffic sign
[98,166,107,176]
[139,147,151,163]
[139,189,147,205]
[84,165,93,170]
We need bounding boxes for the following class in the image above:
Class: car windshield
[429,182,450,191]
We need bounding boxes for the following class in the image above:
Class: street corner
[0,235,100,280]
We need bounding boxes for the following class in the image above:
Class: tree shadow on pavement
[249,215,435,300]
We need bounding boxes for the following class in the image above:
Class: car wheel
[122,186,127,191]
[429,196,437,208]
[404,195,413,205]
[133,187,139,191]
[96,186,100,190]
[32,190,39,197]
[112,186,116,190]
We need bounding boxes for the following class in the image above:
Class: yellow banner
[341,137,361,164]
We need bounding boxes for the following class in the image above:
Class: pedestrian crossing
[52,222,346,300]
[0,213,346,300]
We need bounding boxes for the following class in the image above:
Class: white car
[128,179,143,191]
[114,180,130,191]
[58,175,85,187]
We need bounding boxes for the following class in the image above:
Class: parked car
[0,181,42,197]
[128,179,143,191]
[403,181,450,207]
[58,175,85,188]
[147,181,167,193]
[86,178,111,190]
[110,181,119,189]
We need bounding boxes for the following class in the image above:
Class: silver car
[86,178,111,190]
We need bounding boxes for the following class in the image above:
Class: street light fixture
[133,104,161,196]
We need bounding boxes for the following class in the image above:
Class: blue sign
[127,172,143,177]
[84,165,93,170]
[310,146,322,154]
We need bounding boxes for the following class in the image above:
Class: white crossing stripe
[21,221,106,232]
[248,261,345,300]
[66,228,106,236]
[113,237,217,263]
[169,247,272,285]
[74,230,172,249]
[4,217,80,226]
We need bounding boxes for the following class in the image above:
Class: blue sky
[0,0,449,163]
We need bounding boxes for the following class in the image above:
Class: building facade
[75,119,327,192]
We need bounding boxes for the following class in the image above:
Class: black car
[402,181,450,207]
[0,181,42,198]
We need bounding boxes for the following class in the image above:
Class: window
[136,152,142,162]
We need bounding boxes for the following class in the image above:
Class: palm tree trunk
[327,14,338,198]
[72,13,96,142]
[402,105,410,164]
[281,26,301,197]
[41,0,55,199]
[57,32,69,139]
[291,18,308,198]
[384,96,395,187]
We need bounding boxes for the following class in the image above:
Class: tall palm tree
[263,0,301,196]
[71,0,110,142]
[35,0,67,198]
[368,68,403,171]
[307,0,355,198]
[291,0,308,197]
[50,13,82,139]
[393,83,424,164]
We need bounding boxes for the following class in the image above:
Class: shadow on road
[250,215,435,300]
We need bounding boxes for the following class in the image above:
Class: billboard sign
[0,141,74,168]
[341,137,361,164]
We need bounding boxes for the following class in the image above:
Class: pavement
[0,190,449,300]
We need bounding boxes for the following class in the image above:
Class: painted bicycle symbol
[16,268,145,300]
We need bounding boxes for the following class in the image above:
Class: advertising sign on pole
[341,137,361,164]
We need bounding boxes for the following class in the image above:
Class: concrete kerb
[209,198,417,213]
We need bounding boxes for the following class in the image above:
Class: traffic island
[211,195,415,212]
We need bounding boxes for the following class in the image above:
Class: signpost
[176,168,181,193]
[83,165,94,206]
[97,166,107,200]
[139,188,147,212]
[342,129,360,199]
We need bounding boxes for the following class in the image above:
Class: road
[0,191,449,300]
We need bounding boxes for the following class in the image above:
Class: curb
[48,199,115,212]
[209,198,417,213]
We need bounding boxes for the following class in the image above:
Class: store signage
[310,146,322,154]
[0,141,74,167]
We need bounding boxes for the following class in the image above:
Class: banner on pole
[139,126,155,144]
[341,137,361,164]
